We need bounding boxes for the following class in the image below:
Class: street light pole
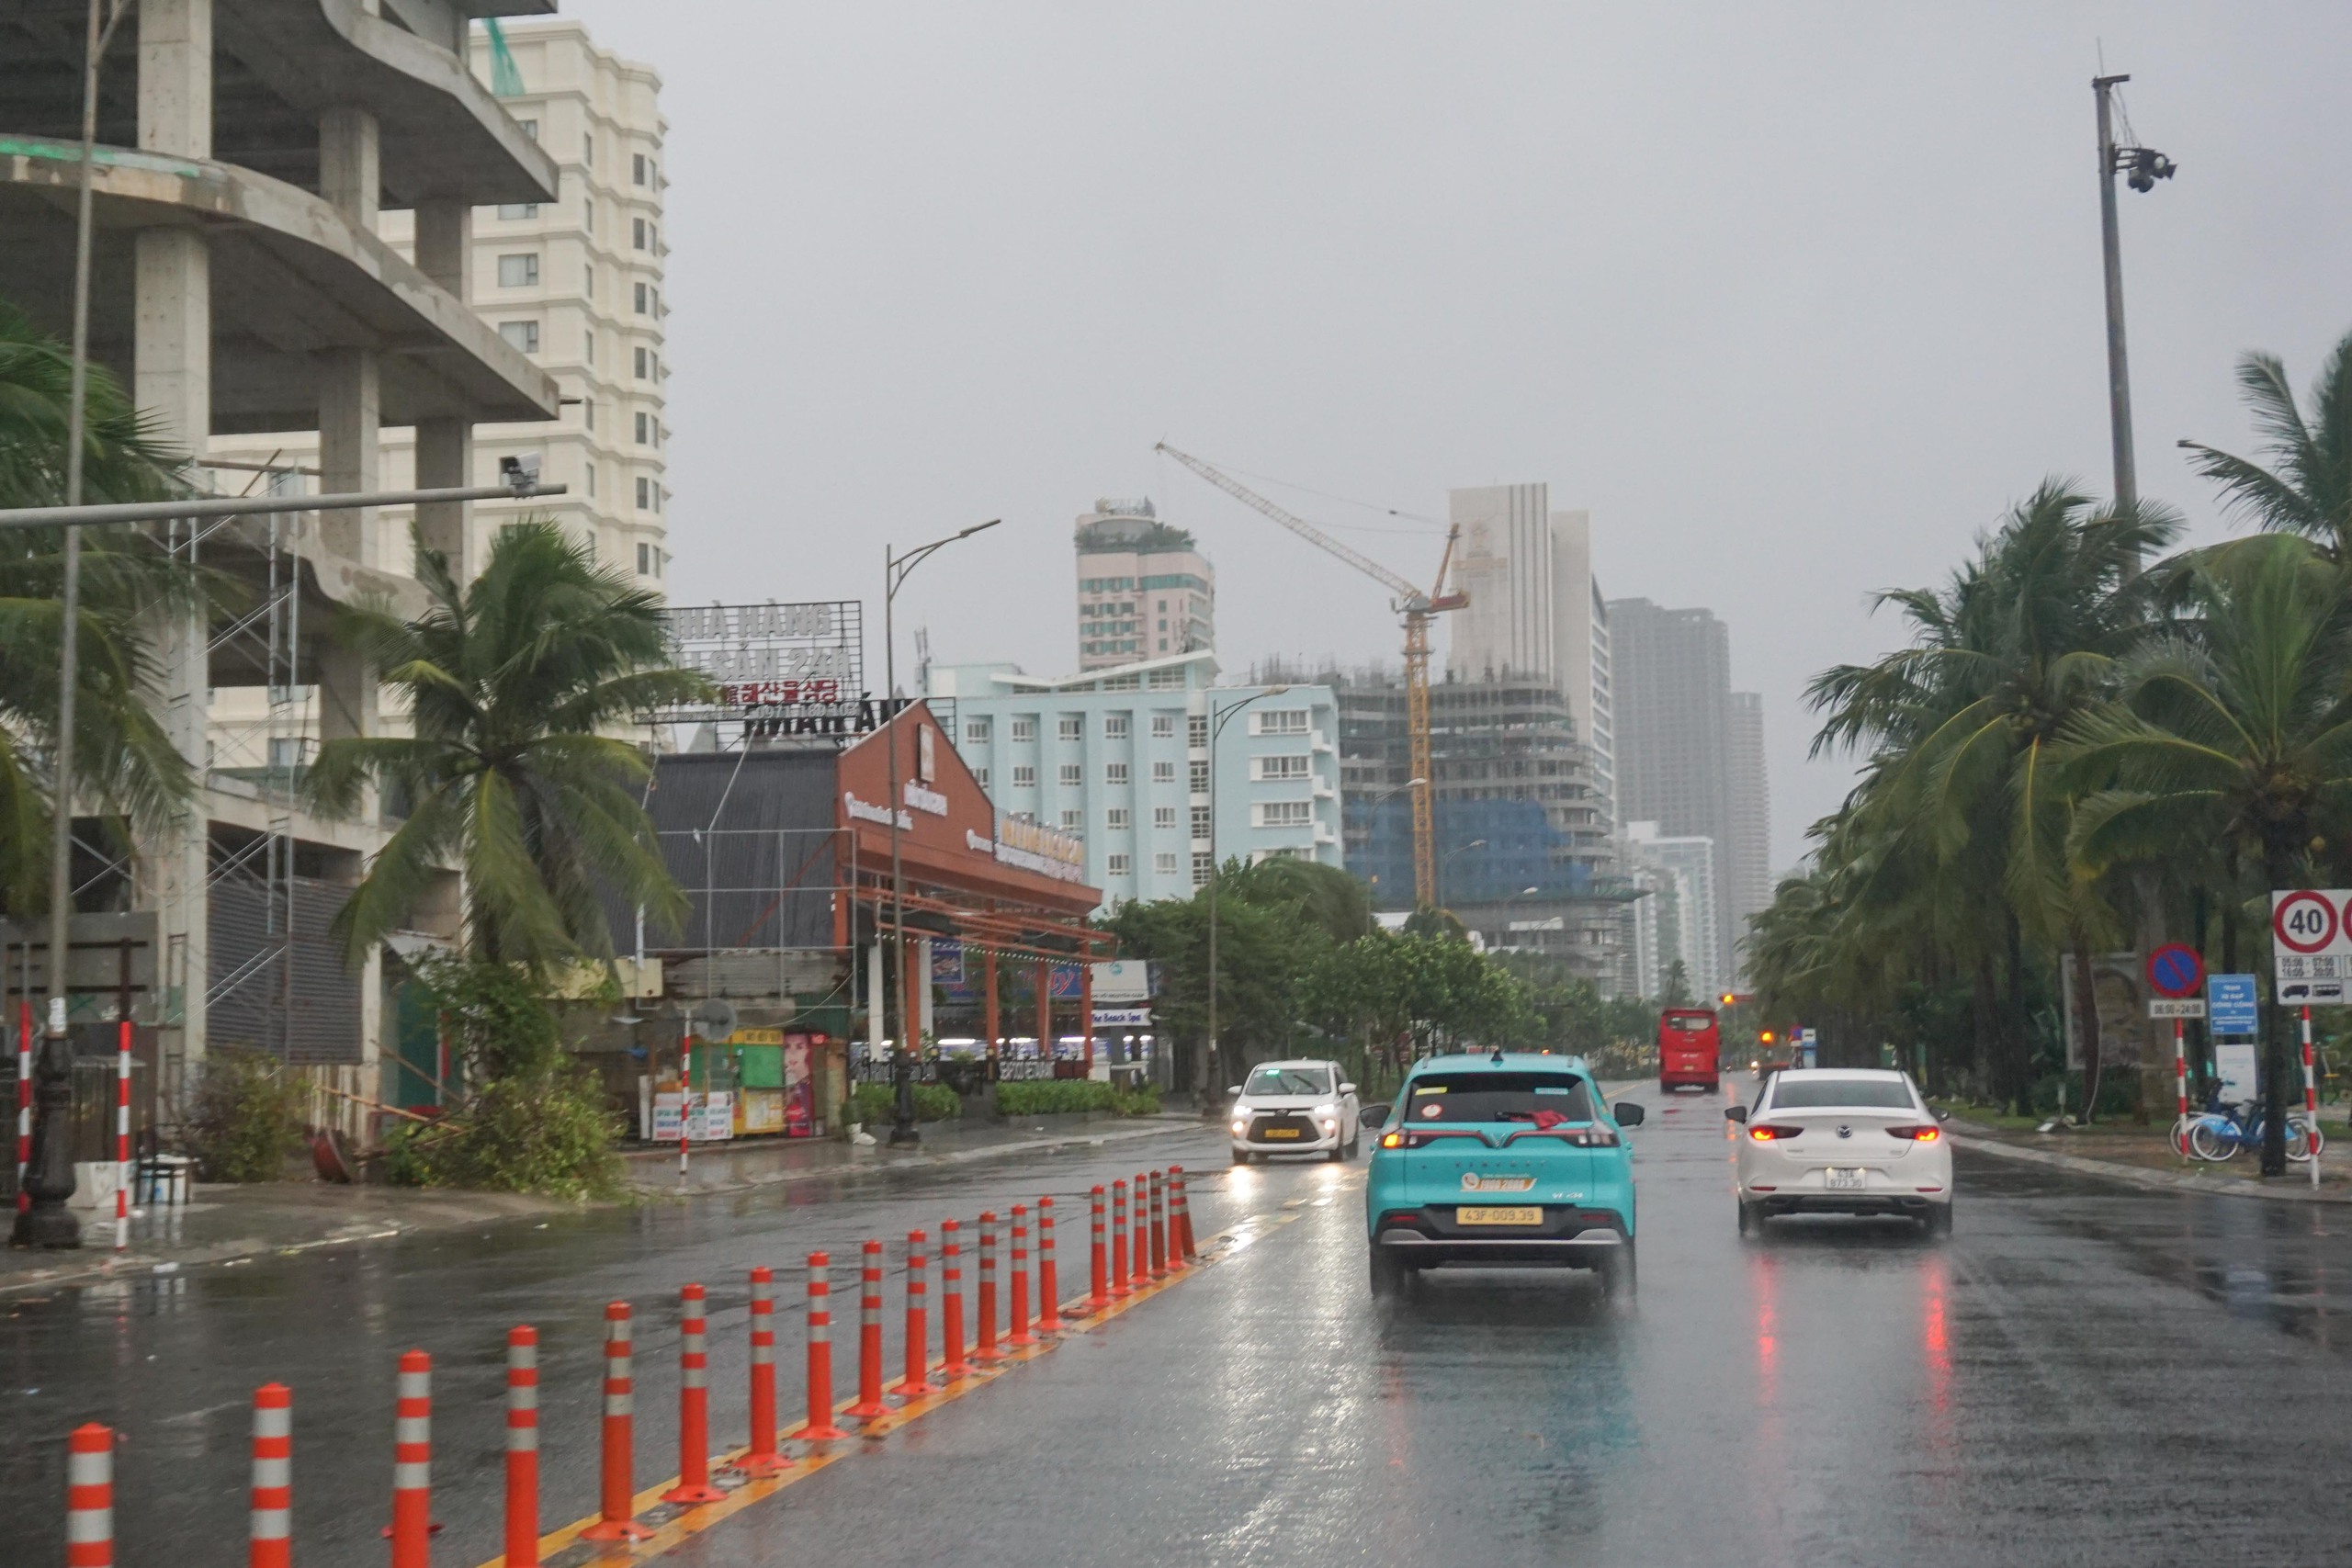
[882,521,1000,1147]
[1436,838,1487,913]
[18,0,133,1250]
[2092,73,2175,556]
[1203,687,1285,1115]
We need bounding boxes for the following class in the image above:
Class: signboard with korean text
[2271,889,2352,1005]
[654,601,889,740]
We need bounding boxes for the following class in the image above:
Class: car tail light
[1564,1125,1619,1147]
[1888,1125,1940,1142]
[1380,1131,1402,1149]
[1748,1124,1802,1141]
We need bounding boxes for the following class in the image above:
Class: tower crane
[1155,444,1466,908]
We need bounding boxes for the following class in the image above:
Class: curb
[1949,1132,2352,1205]
[631,1118,1209,1198]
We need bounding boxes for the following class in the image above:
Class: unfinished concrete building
[0,1,561,1148]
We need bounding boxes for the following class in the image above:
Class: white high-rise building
[209,18,673,585]
[1627,820,1723,1002]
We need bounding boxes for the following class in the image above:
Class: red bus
[1657,1008,1722,1093]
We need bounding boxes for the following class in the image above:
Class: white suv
[1727,1068,1952,1235]
[1229,1060,1361,1163]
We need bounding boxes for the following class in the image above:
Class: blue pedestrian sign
[2210,974,2259,1036]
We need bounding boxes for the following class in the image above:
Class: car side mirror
[1612,1101,1645,1127]
[1935,1108,1950,1122]
[1724,1105,1747,1122]
[1339,1082,1357,1097]
[1227,1086,1241,1096]
[1361,1103,1390,1128]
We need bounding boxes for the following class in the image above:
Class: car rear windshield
[1663,1013,1713,1032]
[1405,1073,1597,1124]
[1766,1078,1916,1111]
[1245,1066,1331,1097]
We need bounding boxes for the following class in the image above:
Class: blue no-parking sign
[2210,974,2259,1036]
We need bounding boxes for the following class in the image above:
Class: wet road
[11,1092,2352,1566]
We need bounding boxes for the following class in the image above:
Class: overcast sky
[563,1,2352,872]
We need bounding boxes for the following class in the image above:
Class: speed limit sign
[2272,889,2352,1003]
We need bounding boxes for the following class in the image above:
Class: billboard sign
[657,601,889,739]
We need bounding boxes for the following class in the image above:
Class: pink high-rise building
[1074,500,1216,670]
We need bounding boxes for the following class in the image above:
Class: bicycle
[2184,1096,2324,1163]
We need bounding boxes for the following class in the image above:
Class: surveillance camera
[500,452,543,494]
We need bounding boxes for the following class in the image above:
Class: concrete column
[317,104,382,564]
[411,201,476,577]
[317,105,380,228]
[138,0,213,158]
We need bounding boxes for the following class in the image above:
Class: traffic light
[1759,1031,1776,1044]
[1719,992,1736,1007]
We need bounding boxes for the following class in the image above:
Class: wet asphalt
[9,1089,2352,1566]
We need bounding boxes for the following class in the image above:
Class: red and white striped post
[799,1252,848,1440]
[249,1385,291,1568]
[503,1328,539,1568]
[1110,1179,1132,1299]
[1148,1170,1168,1280]
[1007,1205,1035,1347]
[112,1010,130,1251]
[1036,1196,1062,1330]
[2172,1019,2190,1156]
[939,1220,968,1375]
[1130,1174,1151,1288]
[974,1211,1004,1361]
[2303,1005,2323,1190]
[663,1283,724,1505]
[580,1303,651,1542]
[13,997,30,1214]
[66,1423,113,1568]
[844,1240,888,1419]
[678,1025,695,1187]
[1087,1185,1109,1308]
[1170,1166,1195,1265]
[389,1350,432,1568]
[894,1230,938,1395]
[739,1266,786,1475]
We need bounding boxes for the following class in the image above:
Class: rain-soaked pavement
[10,1089,2352,1566]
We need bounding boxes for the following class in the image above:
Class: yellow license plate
[1263,1128,1300,1139]
[1456,1206,1542,1225]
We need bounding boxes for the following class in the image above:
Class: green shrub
[846,1081,961,1127]
[995,1079,1159,1117]
[380,1059,623,1200]
[187,1048,307,1181]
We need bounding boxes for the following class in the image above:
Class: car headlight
[1229,1120,1246,1134]
[1312,1103,1337,1120]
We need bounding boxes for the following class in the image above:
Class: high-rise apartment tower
[1075,501,1215,670]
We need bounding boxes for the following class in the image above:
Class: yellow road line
[483,1200,1339,1566]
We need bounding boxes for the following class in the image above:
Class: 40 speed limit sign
[2272,889,2352,1004]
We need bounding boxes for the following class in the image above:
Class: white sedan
[1229,1060,1361,1162]
[1726,1068,1952,1235]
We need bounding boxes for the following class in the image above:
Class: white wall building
[1627,820,1723,1002]
[927,652,1340,908]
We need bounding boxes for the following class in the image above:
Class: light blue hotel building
[923,651,1342,909]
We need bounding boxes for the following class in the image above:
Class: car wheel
[1369,1246,1405,1298]
[1600,1240,1637,1303]
[1344,1132,1361,1159]
[1231,1147,1251,1166]
[1736,1199,1759,1237]
[1924,1202,1953,1239]
[1706,1079,1720,1095]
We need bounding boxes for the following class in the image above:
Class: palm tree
[0,298,203,912]
[2064,533,2352,1174]
[1807,481,2175,1112]
[304,522,713,972]
[2180,328,2352,559]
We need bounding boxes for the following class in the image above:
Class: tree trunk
[1971,954,1999,1103]
[2071,941,2103,1124]
[2005,913,2032,1116]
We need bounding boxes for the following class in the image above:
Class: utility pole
[2092,73,2175,553]
[1202,687,1285,1112]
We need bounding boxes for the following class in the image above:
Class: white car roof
[1249,1059,1337,1071]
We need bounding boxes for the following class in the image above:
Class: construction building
[0,2,564,1152]
[928,652,1341,906]
[1074,499,1215,670]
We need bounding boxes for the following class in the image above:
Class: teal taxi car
[1364,1051,1645,1298]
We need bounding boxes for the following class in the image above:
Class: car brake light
[1565,1126,1619,1148]
[1748,1124,1801,1141]
[1888,1125,1940,1142]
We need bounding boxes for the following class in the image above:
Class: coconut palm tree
[0,298,203,913]
[1806,480,2175,1112]
[2179,328,2352,559]
[303,521,713,972]
[2064,533,2352,1174]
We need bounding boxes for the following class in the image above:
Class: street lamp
[1436,838,1487,911]
[1203,685,1287,1113]
[2092,72,2176,535]
[882,520,1000,1148]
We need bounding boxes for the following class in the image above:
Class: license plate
[1262,1127,1300,1139]
[1826,1168,1865,1190]
[1457,1206,1542,1225]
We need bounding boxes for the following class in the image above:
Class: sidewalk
[620,1111,1205,1196]
[1947,1111,2352,1205]
[0,1112,1208,1296]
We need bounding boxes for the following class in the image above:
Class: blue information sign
[2210,974,2259,1036]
